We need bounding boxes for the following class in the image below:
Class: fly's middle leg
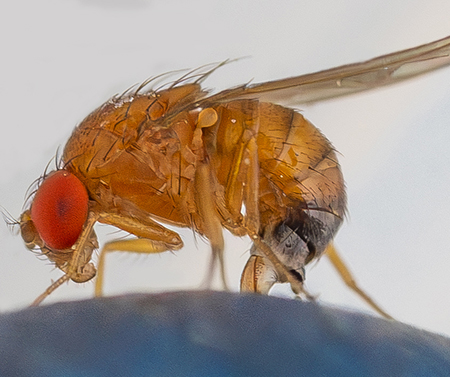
[193,162,227,289]
[94,209,183,296]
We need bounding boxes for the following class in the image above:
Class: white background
[1,0,450,337]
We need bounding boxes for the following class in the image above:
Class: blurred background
[1,0,450,337]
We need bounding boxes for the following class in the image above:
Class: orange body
[19,36,450,305]
[64,84,344,239]
[61,83,345,293]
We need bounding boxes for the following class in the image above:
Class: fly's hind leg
[193,102,262,290]
[325,243,393,319]
[225,101,306,296]
[94,209,183,296]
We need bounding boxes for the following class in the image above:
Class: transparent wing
[209,36,450,106]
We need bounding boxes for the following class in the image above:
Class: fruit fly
[18,36,450,312]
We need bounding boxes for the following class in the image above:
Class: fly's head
[19,170,98,284]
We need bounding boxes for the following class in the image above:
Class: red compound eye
[31,170,89,250]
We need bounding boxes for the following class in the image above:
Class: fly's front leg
[65,211,99,283]
[31,211,99,306]
[94,208,183,296]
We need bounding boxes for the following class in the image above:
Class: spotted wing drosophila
[17,36,450,312]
